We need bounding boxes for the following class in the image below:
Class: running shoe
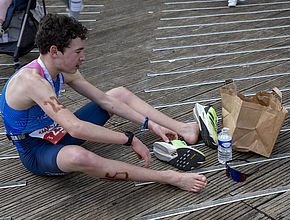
[153,140,205,171]
[228,0,238,7]
[193,103,218,149]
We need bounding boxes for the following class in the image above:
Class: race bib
[29,122,67,144]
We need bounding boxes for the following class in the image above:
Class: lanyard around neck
[37,57,63,98]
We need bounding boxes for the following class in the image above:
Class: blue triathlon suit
[1,59,110,176]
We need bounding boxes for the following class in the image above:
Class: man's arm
[8,70,120,143]
[64,71,169,131]
[15,69,150,166]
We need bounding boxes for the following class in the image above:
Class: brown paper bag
[220,82,288,157]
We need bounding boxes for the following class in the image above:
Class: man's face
[58,37,86,74]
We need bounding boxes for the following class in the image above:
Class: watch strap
[124,131,134,146]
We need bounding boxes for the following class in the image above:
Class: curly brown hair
[35,14,88,54]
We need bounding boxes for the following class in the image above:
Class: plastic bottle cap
[222,128,229,132]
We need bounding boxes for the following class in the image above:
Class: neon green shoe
[193,103,218,149]
[153,140,205,171]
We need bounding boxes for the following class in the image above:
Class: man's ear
[49,45,58,57]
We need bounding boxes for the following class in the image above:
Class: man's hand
[131,138,151,168]
[150,122,178,143]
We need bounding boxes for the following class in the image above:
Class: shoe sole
[153,142,205,171]
[193,104,217,149]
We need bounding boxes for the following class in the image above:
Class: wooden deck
[0,0,289,219]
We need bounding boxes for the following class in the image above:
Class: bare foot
[178,123,200,145]
[172,171,207,192]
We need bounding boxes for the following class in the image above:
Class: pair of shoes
[0,23,4,38]
[228,0,238,7]
[193,103,218,149]
[153,140,206,171]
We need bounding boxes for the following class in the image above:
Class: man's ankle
[163,170,181,186]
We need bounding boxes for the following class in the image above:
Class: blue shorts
[14,102,110,176]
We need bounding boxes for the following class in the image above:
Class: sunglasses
[226,159,258,182]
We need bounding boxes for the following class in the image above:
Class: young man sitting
[1,14,209,192]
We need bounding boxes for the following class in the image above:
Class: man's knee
[58,145,97,171]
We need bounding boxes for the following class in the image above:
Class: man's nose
[80,51,86,61]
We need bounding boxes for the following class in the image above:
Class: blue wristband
[140,117,149,140]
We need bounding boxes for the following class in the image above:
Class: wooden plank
[0,0,289,219]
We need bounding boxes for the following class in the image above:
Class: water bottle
[70,0,82,19]
[70,0,82,12]
[218,128,232,164]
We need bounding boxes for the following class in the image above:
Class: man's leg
[18,102,109,176]
[59,0,69,7]
[0,0,12,22]
[56,144,207,192]
[106,87,199,144]
[0,0,12,37]
[53,96,206,192]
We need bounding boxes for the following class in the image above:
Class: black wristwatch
[124,131,134,146]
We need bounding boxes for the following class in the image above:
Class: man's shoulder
[9,68,50,93]
[16,67,44,82]
[4,68,48,110]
